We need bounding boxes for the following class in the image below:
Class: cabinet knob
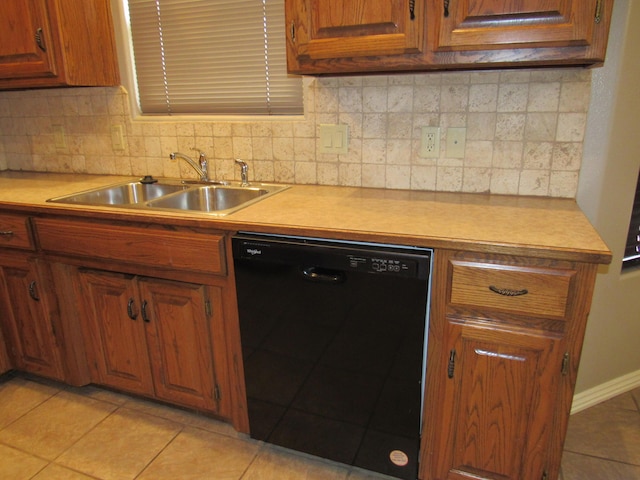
[443,0,450,18]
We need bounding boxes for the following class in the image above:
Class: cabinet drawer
[0,213,34,250]
[34,218,226,275]
[450,261,575,319]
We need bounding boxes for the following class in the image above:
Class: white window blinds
[127,0,303,115]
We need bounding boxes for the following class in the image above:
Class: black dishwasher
[232,233,432,480]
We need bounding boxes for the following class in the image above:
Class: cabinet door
[434,0,599,51]
[435,322,564,480]
[78,270,154,396]
[139,278,220,412]
[0,258,63,379]
[0,0,57,79]
[286,0,424,62]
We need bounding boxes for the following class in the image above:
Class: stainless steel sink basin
[146,185,269,214]
[48,181,188,206]
[47,179,288,215]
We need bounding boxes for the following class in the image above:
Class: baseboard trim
[571,369,640,414]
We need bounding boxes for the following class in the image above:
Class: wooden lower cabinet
[0,255,64,380]
[421,250,598,480]
[78,269,223,413]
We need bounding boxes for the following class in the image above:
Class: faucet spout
[235,159,249,186]
[169,151,209,181]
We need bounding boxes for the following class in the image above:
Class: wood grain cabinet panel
[140,278,221,412]
[0,0,119,89]
[434,0,599,51]
[34,218,226,276]
[77,268,224,414]
[0,213,35,251]
[421,250,598,480]
[78,270,155,396]
[0,256,64,380]
[286,0,424,61]
[285,0,613,73]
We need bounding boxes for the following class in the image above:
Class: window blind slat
[127,0,302,115]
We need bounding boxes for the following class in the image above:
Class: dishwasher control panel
[233,233,432,280]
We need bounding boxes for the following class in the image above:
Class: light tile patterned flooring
[0,373,638,480]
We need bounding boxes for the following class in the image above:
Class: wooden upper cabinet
[285,0,613,74]
[0,0,57,80]
[0,0,119,89]
[286,0,424,72]
[434,0,600,51]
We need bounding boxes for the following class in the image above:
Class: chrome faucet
[169,151,209,181]
[235,159,249,186]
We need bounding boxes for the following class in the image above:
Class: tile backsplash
[0,68,591,198]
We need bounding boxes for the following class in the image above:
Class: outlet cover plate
[446,127,466,158]
[420,126,440,158]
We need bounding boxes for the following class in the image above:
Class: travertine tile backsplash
[0,68,591,198]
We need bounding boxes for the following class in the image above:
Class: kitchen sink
[47,179,288,215]
[146,185,273,214]
[48,181,188,206]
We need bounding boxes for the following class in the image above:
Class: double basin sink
[47,178,288,216]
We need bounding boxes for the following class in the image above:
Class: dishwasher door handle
[301,266,345,284]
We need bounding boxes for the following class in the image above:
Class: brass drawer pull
[0,230,14,236]
[489,285,529,297]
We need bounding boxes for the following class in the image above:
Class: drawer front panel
[34,218,225,275]
[0,213,34,250]
[450,261,574,319]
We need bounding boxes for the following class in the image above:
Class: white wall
[575,0,640,397]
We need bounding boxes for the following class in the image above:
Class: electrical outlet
[420,126,440,158]
[446,127,466,158]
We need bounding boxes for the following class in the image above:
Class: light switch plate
[320,124,349,154]
[52,125,66,149]
[111,124,125,151]
[446,127,466,158]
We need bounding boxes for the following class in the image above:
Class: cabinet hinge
[561,352,570,376]
[205,300,212,317]
[447,349,456,378]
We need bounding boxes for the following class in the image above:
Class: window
[125,0,303,116]
[623,170,640,270]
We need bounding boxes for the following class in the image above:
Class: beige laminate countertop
[0,171,611,264]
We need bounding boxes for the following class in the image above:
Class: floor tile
[597,390,639,412]
[32,463,97,480]
[137,426,259,480]
[561,451,640,479]
[244,445,351,480]
[0,390,117,460]
[123,395,242,438]
[0,443,48,480]
[563,402,640,465]
[56,407,182,480]
[0,376,60,430]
